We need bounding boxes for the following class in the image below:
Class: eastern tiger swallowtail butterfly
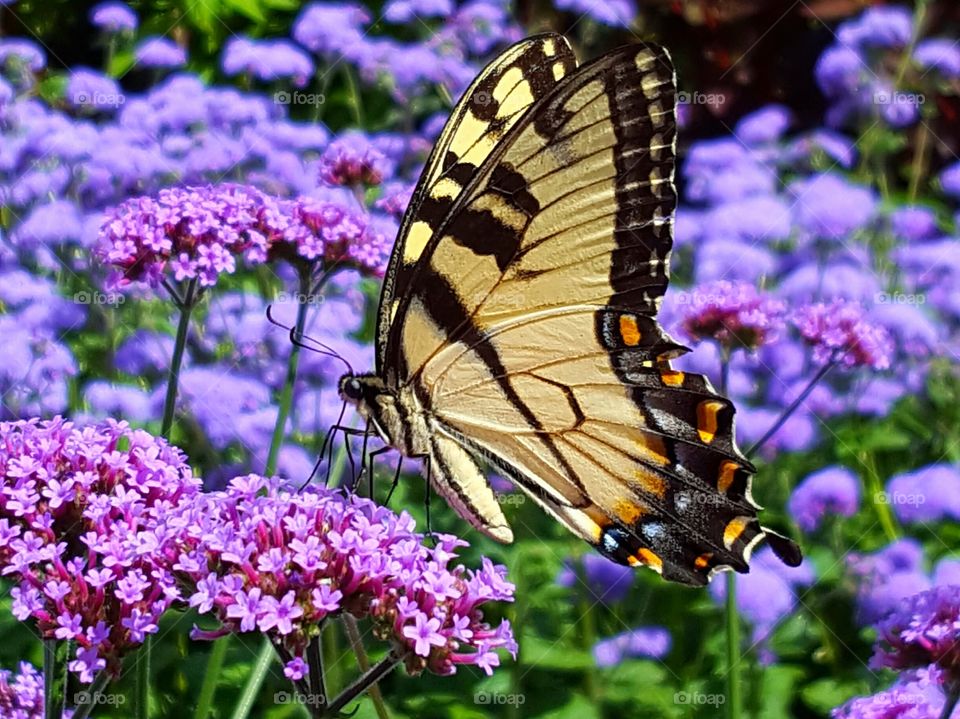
[337,33,801,586]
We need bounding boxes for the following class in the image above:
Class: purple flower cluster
[0,662,64,719]
[222,37,314,87]
[593,627,671,667]
[97,183,394,290]
[97,184,278,288]
[795,300,894,369]
[678,280,785,351]
[90,2,137,32]
[836,584,960,718]
[815,5,960,128]
[292,0,521,102]
[0,417,200,682]
[788,466,861,532]
[318,133,391,187]
[834,667,954,719]
[846,540,960,625]
[884,465,960,525]
[171,475,517,677]
[873,586,960,685]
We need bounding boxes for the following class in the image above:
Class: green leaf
[800,678,870,715]
[222,0,267,23]
[519,635,594,671]
[757,665,805,719]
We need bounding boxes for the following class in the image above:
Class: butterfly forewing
[375,33,578,379]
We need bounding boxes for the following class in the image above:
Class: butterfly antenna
[266,303,355,376]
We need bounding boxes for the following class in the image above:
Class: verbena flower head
[293,3,371,58]
[318,132,391,187]
[872,586,960,690]
[172,475,517,677]
[0,661,63,719]
[788,466,861,532]
[678,280,785,351]
[97,184,283,289]
[885,464,960,524]
[272,194,393,276]
[593,627,671,667]
[847,540,931,625]
[553,0,634,28]
[836,5,913,50]
[915,39,960,79]
[221,37,314,87]
[67,68,124,112]
[795,300,893,369]
[0,417,200,682]
[833,667,952,719]
[89,2,137,32]
[135,38,187,69]
[890,205,938,243]
[789,173,877,240]
[734,104,792,145]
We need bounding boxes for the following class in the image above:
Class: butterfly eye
[342,377,364,402]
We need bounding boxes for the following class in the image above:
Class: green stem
[579,592,601,711]
[135,637,152,719]
[265,269,311,476]
[322,651,405,718]
[745,360,836,459]
[342,615,390,719]
[863,451,900,542]
[43,639,66,719]
[907,122,930,203]
[134,280,198,719]
[230,640,275,719]
[718,353,742,719]
[724,573,742,719]
[939,683,960,719]
[160,279,198,438]
[342,65,364,128]
[192,639,230,719]
[71,672,110,719]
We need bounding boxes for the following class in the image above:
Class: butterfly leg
[302,423,371,491]
[422,454,437,546]
[384,453,405,506]
[357,444,394,498]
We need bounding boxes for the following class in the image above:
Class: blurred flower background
[0,0,959,717]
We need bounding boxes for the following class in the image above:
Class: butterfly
[338,33,801,586]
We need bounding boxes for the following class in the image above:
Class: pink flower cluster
[795,299,893,369]
[97,183,395,288]
[171,475,517,678]
[0,661,67,719]
[0,417,201,682]
[679,280,786,351]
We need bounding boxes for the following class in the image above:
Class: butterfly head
[338,373,384,407]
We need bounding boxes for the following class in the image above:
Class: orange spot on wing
[660,369,685,387]
[636,432,671,467]
[636,548,663,572]
[619,315,642,346]
[694,553,713,570]
[723,517,750,549]
[718,460,740,494]
[696,400,724,444]
[613,499,644,524]
[633,469,667,497]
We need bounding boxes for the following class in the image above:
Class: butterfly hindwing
[377,39,800,585]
